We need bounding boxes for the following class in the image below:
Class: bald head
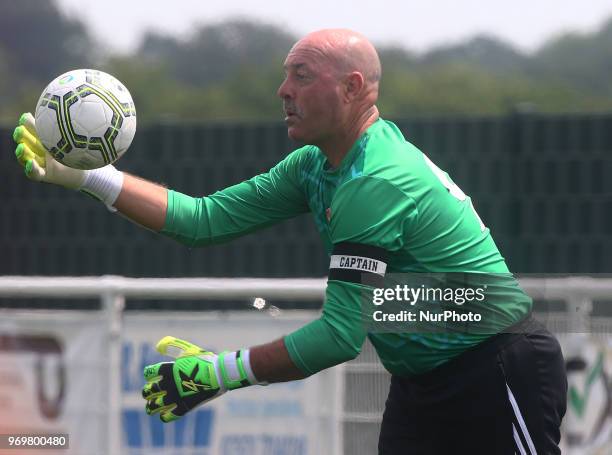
[278,29,381,156]
[291,29,381,85]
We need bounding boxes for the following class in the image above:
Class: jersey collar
[323,117,384,175]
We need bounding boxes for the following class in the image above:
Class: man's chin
[287,126,304,142]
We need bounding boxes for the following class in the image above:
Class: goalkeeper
[13,29,567,454]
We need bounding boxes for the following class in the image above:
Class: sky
[56,0,612,54]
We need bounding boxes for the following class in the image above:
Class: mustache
[283,103,302,117]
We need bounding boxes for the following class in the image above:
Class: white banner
[5,304,610,455]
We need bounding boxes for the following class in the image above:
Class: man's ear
[343,72,365,102]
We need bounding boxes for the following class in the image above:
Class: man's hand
[142,336,256,423]
[13,113,86,189]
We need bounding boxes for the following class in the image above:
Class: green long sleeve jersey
[162,119,531,376]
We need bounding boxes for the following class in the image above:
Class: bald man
[14,29,566,454]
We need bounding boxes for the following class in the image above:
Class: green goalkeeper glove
[142,336,261,423]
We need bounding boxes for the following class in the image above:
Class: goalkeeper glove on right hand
[142,336,261,423]
[13,112,86,189]
[13,112,124,207]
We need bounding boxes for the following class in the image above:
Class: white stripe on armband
[205,353,226,392]
[329,254,387,276]
[221,351,242,382]
[241,349,267,385]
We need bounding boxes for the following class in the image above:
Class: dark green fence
[2,112,611,277]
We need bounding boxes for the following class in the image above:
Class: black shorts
[378,317,568,455]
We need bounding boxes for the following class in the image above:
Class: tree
[420,35,529,76]
[138,19,294,88]
[531,18,612,97]
[0,0,94,81]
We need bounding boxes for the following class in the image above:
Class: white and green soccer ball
[35,69,136,170]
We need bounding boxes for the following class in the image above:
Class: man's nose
[277,78,292,99]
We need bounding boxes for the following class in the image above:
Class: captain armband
[328,242,388,287]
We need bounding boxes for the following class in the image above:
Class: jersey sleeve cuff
[161,189,204,246]
[283,335,315,376]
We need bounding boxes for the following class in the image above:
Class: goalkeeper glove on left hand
[142,336,262,423]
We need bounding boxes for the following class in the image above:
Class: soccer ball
[35,69,136,170]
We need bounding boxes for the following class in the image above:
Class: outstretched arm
[13,112,310,241]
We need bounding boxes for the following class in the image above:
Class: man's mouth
[283,106,300,120]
